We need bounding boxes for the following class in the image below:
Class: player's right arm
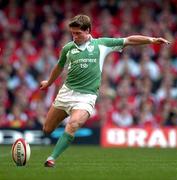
[40,65,63,90]
[40,43,70,90]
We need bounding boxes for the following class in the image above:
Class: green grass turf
[0,145,177,180]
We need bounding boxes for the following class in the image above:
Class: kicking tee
[58,37,124,95]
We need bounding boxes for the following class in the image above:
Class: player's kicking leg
[44,109,89,167]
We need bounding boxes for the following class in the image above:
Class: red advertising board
[101,125,177,148]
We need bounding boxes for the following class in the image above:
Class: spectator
[6,104,28,128]
[113,52,140,80]
[110,102,134,127]
[138,101,157,127]
[139,51,160,81]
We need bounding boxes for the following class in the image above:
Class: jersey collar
[74,36,93,51]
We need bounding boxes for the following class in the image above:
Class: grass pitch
[0,145,177,180]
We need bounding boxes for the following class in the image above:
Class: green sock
[51,132,74,160]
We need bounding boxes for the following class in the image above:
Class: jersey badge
[87,45,94,52]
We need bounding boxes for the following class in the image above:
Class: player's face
[69,27,90,45]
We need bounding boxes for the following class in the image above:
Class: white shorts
[53,84,97,116]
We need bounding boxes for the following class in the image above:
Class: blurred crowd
[0,0,177,129]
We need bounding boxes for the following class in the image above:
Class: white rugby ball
[12,138,31,166]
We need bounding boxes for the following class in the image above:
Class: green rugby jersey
[58,37,124,95]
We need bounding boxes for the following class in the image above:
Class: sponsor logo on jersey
[71,48,80,54]
[73,59,97,64]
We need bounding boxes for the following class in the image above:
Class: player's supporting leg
[43,106,68,167]
[45,109,89,167]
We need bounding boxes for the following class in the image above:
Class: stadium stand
[0,0,176,128]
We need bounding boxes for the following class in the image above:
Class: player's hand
[152,38,171,45]
[40,80,50,90]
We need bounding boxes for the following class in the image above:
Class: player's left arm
[123,35,170,46]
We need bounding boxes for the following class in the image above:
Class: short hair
[69,14,91,33]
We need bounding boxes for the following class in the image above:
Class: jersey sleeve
[97,38,125,52]
[57,45,68,68]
